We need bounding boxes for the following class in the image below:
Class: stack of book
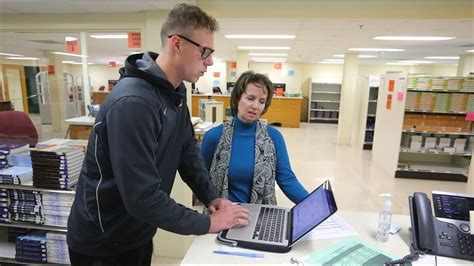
[449,94,467,112]
[433,93,449,112]
[0,166,33,185]
[8,227,31,242]
[46,232,70,264]
[42,192,73,227]
[9,189,43,224]
[431,77,447,91]
[447,77,463,91]
[0,189,9,223]
[0,144,30,169]
[405,92,419,110]
[15,230,47,263]
[462,78,474,92]
[31,145,85,190]
[415,77,432,90]
[419,92,435,110]
[466,95,474,112]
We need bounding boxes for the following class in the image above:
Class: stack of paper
[449,94,467,112]
[41,192,73,227]
[31,145,85,189]
[0,189,9,224]
[466,95,474,112]
[419,93,435,110]
[0,166,33,185]
[405,92,419,110]
[15,231,47,263]
[46,232,70,264]
[433,94,449,112]
[415,77,432,90]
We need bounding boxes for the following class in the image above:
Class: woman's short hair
[161,4,219,47]
[230,71,274,116]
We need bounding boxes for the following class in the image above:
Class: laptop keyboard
[252,207,285,243]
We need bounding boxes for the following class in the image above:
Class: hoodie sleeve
[106,96,210,235]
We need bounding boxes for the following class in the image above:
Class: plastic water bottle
[376,193,392,242]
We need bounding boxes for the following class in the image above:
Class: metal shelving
[308,82,341,124]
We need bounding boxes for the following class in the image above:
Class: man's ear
[169,35,181,54]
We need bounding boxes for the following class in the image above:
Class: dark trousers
[69,240,153,266]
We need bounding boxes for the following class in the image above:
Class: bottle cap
[379,193,392,212]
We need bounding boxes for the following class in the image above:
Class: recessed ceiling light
[225,35,295,39]
[348,48,405,52]
[5,57,39,60]
[386,62,418,66]
[249,53,288,56]
[52,52,88,58]
[319,61,344,64]
[466,49,474,52]
[399,60,434,64]
[90,34,128,39]
[323,59,344,62]
[0,52,23,57]
[251,57,287,61]
[333,54,377,58]
[65,37,77,42]
[238,46,291,50]
[374,36,455,41]
[424,56,459,60]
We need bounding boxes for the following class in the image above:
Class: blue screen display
[291,181,337,243]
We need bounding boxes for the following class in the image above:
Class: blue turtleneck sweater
[200,117,308,204]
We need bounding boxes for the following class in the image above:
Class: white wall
[195,60,227,94]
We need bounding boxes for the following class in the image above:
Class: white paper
[301,214,359,241]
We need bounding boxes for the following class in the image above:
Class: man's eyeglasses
[168,34,215,59]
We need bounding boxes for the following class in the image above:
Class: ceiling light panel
[424,56,459,60]
[5,57,39,60]
[90,34,128,39]
[52,52,88,58]
[0,52,23,57]
[374,36,455,41]
[239,46,291,50]
[249,53,288,56]
[348,48,405,52]
[225,35,295,39]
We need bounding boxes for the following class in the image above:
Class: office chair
[0,111,39,147]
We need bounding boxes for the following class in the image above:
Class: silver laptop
[217,180,337,253]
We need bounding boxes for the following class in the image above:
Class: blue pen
[213,250,264,258]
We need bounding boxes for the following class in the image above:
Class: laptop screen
[290,180,337,244]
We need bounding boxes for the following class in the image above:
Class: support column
[45,51,67,133]
[337,53,359,145]
[142,10,167,53]
[80,32,91,109]
[236,51,249,75]
[457,54,474,76]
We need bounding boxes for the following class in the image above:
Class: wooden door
[1,64,29,113]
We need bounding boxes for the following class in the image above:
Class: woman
[200,71,308,205]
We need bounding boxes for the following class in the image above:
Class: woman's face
[236,83,268,123]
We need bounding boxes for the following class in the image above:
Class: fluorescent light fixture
[466,49,474,52]
[129,51,142,55]
[374,36,455,41]
[65,36,77,42]
[333,54,376,58]
[424,56,459,60]
[253,59,286,63]
[0,52,23,57]
[348,48,405,52]
[386,62,418,66]
[62,60,94,65]
[90,34,128,39]
[319,61,344,64]
[249,53,288,56]
[5,57,39,60]
[251,57,287,61]
[323,59,344,62]
[225,35,295,39]
[238,46,291,50]
[52,52,88,58]
[399,60,434,64]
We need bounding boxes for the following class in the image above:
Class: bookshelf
[395,76,474,182]
[362,76,380,150]
[308,82,342,123]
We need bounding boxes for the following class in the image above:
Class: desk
[191,95,303,128]
[181,210,471,264]
[64,116,95,139]
[92,91,110,105]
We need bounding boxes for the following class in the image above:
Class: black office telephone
[87,104,100,117]
[409,192,474,261]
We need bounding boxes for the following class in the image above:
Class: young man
[67,4,250,265]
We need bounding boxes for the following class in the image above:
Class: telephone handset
[409,192,474,261]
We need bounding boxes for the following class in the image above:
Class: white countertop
[64,116,95,126]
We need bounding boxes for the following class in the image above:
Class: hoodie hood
[119,52,186,107]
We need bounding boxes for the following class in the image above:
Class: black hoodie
[67,52,219,256]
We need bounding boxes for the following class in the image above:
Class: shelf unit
[363,85,379,150]
[308,82,342,124]
[395,75,474,182]
[0,183,74,264]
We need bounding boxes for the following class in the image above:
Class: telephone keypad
[456,233,474,257]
